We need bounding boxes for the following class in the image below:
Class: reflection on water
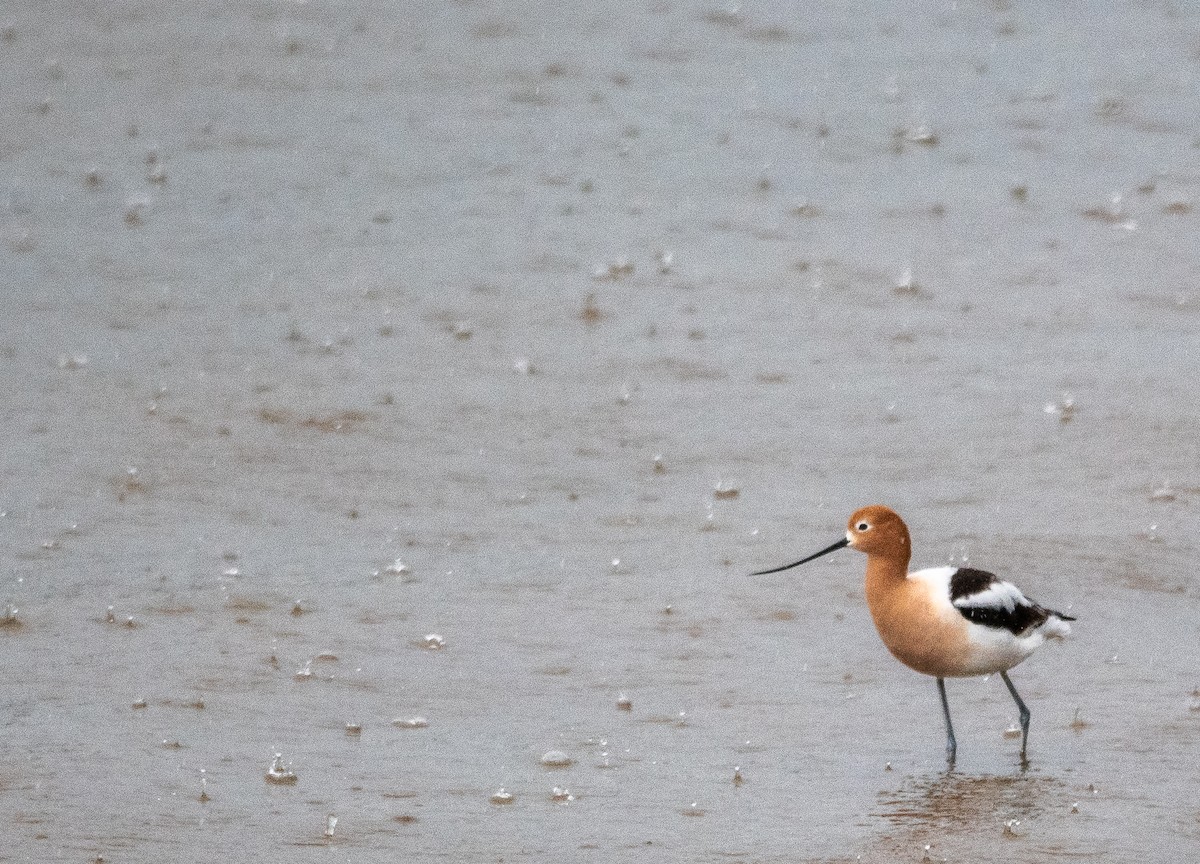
[868,769,1069,860]
[878,770,1064,829]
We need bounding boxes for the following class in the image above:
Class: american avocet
[753,505,1074,764]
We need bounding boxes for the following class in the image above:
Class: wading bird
[753,505,1074,764]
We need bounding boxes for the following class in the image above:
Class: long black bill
[751,537,849,576]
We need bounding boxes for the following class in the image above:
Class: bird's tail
[1041,608,1074,639]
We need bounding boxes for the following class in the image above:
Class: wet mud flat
[2,0,1199,862]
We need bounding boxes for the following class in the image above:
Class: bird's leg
[936,677,956,764]
[1000,671,1031,764]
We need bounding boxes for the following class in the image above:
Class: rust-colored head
[750,504,912,576]
[845,505,911,561]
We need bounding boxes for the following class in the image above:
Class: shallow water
[2,0,1199,861]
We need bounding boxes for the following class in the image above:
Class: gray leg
[1000,671,1031,762]
[936,677,956,763]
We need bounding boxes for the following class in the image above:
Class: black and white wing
[949,568,1073,635]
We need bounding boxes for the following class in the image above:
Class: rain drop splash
[1150,482,1176,502]
[540,750,572,767]
[421,634,446,650]
[713,483,739,500]
[393,716,429,730]
[616,693,632,712]
[1002,723,1022,739]
[1043,395,1076,423]
[1,603,20,629]
[56,353,89,370]
[549,786,574,803]
[199,770,210,802]
[345,722,363,736]
[592,259,634,282]
[580,292,603,322]
[124,197,147,226]
[893,267,923,297]
[1082,193,1136,229]
[324,814,337,838]
[902,125,938,146]
[265,753,298,785]
[681,802,706,817]
[733,766,744,786]
[490,788,515,805]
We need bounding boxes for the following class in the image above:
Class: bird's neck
[864,553,911,596]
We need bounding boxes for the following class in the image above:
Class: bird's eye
[856,522,870,531]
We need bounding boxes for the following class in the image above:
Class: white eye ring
[856,522,870,531]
